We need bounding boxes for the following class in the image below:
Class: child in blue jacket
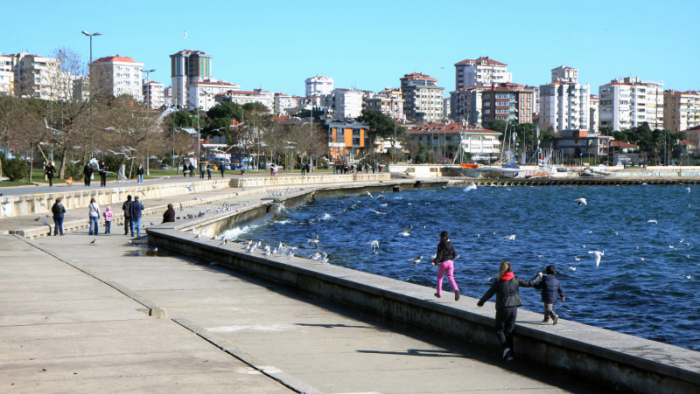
[533,265,565,324]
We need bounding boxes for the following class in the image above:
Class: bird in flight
[183,31,188,39]
[648,220,658,224]
[408,255,423,266]
[589,251,604,266]
[574,198,587,206]
[502,234,516,242]
[397,225,412,237]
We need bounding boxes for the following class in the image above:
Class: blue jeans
[53,216,64,235]
[105,221,111,234]
[138,174,143,184]
[131,217,142,236]
[89,216,99,235]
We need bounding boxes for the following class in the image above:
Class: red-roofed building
[663,90,700,132]
[406,122,502,160]
[611,140,639,152]
[450,83,535,126]
[454,56,511,90]
[91,55,144,101]
[142,80,164,109]
[539,66,591,133]
[401,73,445,123]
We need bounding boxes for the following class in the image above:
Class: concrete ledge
[0,178,233,219]
[148,225,700,394]
[238,173,390,187]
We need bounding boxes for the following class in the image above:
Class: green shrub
[63,162,84,180]
[1,154,30,181]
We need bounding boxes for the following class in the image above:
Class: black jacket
[434,240,456,263]
[533,275,564,303]
[83,165,93,175]
[162,207,176,223]
[51,202,66,218]
[45,165,56,177]
[478,274,541,309]
[129,201,145,219]
[137,166,144,175]
[122,200,133,218]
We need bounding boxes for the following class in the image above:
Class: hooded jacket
[434,240,456,264]
[478,273,541,309]
[533,275,564,304]
[103,206,114,222]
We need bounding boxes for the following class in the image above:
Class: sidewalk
[0,228,614,393]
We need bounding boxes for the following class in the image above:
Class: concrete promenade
[0,230,613,393]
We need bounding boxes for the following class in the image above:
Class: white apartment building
[92,55,144,101]
[539,67,590,133]
[216,89,274,111]
[170,50,213,109]
[364,88,405,120]
[274,93,297,114]
[305,75,334,96]
[188,80,240,111]
[143,80,165,109]
[325,88,363,118]
[443,98,451,119]
[401,73,445,123]
[454,56,512,90]
[589,95,599,133]
[0,55,13,96]
[664,90,700,132]
[3,53,64,100]
[599,77,664,131]
[450,85,489,125]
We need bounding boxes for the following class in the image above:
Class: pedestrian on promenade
[137,163,145,185]
[372,163,377,174]
[431,231,460,301]
[103,206,114,234]
[83,163,93,186]
[51,197,66,236]
[88,197,100,235]
[221,163,226,177]
[200,163,206,180]
[99,162,108,187]
[188,163,195,178]
[207,164,212,180]
[162,203,176,223]
[533,265,565,325]
[301,163,306,176]
[129,196,145,237]
[477,261,542,362]
[122,195,133,236]
[45,162,56,187]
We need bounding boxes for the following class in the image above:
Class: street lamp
[82,31,102,166]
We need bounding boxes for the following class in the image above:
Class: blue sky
[3,0,699,97]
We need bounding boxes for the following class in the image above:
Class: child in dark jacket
[533,265,565,324]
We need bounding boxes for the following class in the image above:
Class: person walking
[103,206,114,234]
[372,163,377,174]
[45,162,56,187]
[88,198,100,235]
[221,163,226,178]
[51,197,66,236]
[207,164,212,180]
[533,265,565,325]
[83,163,93,186]
[129,196,145,237]
[188,163,195,178]
[431,231,460,300]
[200,163,206,180]
[99,162,108,187]
[137,163,145,185]
[301,163,306,176]
[122,195,133,236]
[162,203,176,223]
[477,261,542,362]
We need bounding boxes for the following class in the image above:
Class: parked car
[159,164,171,170]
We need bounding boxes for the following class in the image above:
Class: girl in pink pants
[432,231,460,301]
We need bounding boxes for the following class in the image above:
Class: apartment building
[216,89,274,111]
[170,50,213,109]
[539,66,591,133]
[305,75,334,96]
[481,83,535,125]
[189,80,241,111]
[92,55,144,101]
[364,88,405,120]
[143,80,165,109]
[0,54,14,96]
[443,98,451,119]
[663,90,700,132]
[407,122,502,161]
[2,53,64,100]
[324,88,363,118]
[327,119,369,162]
[450,85,489,125]
[599,77,664,131]
[454,56,512,90]
[589,95,599,132]
[273,93,297,114]
[401,73,444,123]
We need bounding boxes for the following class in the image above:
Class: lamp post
[82,31,102,164]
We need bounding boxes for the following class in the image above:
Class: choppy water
[219,184,700,351]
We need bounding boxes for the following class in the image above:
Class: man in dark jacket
[99,162,108,187]
[188,163,195,177]
[533,265,565,324]
[45,162,56,187]
[83,163,93,186]
[199,163,206,180]
[129,196,145,237]
[51,197,66,235]
[122,195,133,236]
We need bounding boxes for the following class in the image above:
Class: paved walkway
[0,227,614,393]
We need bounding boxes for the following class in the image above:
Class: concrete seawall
[238,173,390,187]
[147,193,700,394]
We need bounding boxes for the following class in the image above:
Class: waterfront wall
[147,197,700,394]
[237,173,390,187]
[0,178,233,219]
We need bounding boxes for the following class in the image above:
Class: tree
[207,102,242,122]
[357,109,405,154]
[169,111,195,128]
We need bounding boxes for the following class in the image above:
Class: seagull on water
[502,235,516,242]
[574,198,587,206]
[574,256,581,261]
[365,191,373,199]
[397,225,412,237]
[408,255,423,266]
[308,236,320,248]
[589,251,604,266]
[369,209,386,215]
[367,240,380,253]
[648,220,658,224]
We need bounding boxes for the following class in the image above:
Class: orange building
[327,120,369,162]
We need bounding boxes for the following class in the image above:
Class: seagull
[589,251,604,266]
[220,239,228,245]
[408,255,423,266]
[574,256,581,261]
[568,266,577,271]
[286,250,295,259]
[367,240,380,253]
[183,31,188,39]
[669,245,675,248]
[648,220,658,224]
[311,251,329,263]
[369,209,386,215]
[365,191,373,199]
[687,187,691,193]
[684,274,691,280]
[308,236,320,248]
[397,225,412,237]
[502,234,516,242]
[574,198,587,206]
[375,194,386,200]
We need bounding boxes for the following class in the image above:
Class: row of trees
[600,123,687,162]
